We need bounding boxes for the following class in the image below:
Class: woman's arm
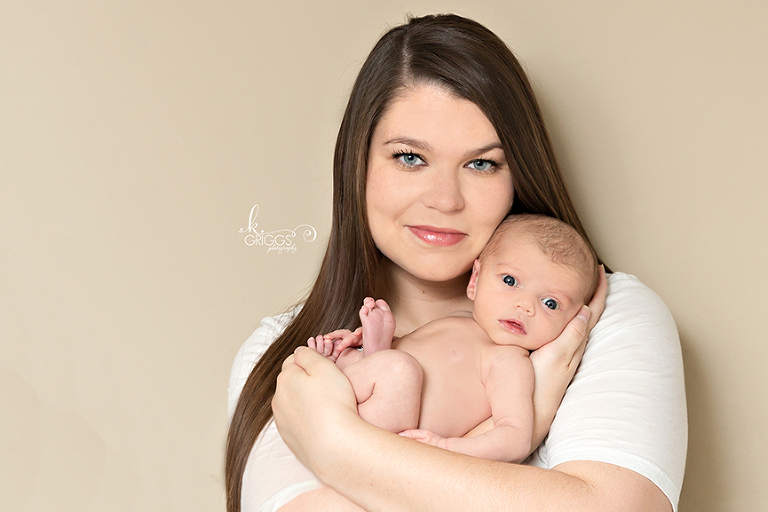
[528,266,606,447]
[278,487,366,512]
[273,272,685,512]
[274,348,670,512]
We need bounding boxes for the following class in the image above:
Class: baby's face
[467,241,587,351]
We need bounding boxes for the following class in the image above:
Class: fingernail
[295,346,307,354]
[577,305,590,323]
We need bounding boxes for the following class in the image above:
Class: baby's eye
[502,275,517,287]
[542,298,560,310]
[395,152,426,167]
[467,159,496,172]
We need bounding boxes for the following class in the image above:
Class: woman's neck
[384,261,474,337]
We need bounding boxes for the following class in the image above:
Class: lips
[499,319,526,335]
[408,225,467,246]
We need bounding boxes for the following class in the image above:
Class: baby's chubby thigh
[340,349,423,433]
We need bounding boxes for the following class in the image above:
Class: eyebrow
[383,137,432,151]
[469,142,504,156]
[383,137,504,157]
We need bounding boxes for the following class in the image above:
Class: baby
[308,214,599,463]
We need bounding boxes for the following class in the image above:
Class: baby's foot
[359,297,396,355]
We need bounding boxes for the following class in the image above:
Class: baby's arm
[401,347,534,463]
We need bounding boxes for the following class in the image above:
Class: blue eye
[542,298,560,310]
[395,152,426,167]
[467,159,496,172]
[502,275,517,287]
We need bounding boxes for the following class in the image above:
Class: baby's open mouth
[499,319,526,335]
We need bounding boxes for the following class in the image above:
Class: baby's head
[466,214,599,351]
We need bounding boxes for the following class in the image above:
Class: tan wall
[1,1,765,510]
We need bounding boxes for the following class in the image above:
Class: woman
[227,14,687,512]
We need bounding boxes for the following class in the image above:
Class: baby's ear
[466,259,481,300]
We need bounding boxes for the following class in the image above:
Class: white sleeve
[228,308,321,512]
[528,272,687,511]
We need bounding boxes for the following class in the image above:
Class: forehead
[371,84,500,148]
[484,241,587,296]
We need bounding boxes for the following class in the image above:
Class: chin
[419,262,474,283]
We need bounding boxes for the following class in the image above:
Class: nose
[514,296,535,316]
[423,167,465,212]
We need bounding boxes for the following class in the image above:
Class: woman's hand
[528,266,607,447]
[272,347,360,474]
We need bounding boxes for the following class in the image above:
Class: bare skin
[308,236,593,463]
[276,316,672,512]
[312,300,550,463]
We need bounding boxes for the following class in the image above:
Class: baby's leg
[342,349,422,433]
[359,297,396,356]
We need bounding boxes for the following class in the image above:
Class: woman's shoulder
[599,272,677,336]
[240,305,302,356]
[227,305,302,420]
[605,271,669,307]
[584,271,682,376]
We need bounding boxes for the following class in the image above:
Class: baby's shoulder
[485,343,530,362]
[481,344,532,384]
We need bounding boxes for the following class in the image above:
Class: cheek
[366,162,408,211]
[545,317,569,339]
[365,164,413,252]
[466,179,514,242]
[474,289,499,327]
[365,166,393,225]
[470,175,514,221]
[494,177,515,217]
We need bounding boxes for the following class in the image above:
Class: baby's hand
[309,327,363,362]
[307,335,336,359]
[399,429,448,450]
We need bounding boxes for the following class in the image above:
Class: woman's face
[366,84,515,284]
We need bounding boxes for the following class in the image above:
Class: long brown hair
[225,14,602,511]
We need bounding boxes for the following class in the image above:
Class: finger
[331,342,343,361]
[587,265,607,330]
[572,305,590,342]
[398,429,422,439]
[312,335,327,354]
[322,337,333,357]
[322,329,351,341]
[281,353,296,371]
[309,336,324,352]
[337,335,357,351]
[558,306,590,365]
[547,305,589,356]
[292,344,336,375]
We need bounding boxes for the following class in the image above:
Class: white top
[228,272,688,512]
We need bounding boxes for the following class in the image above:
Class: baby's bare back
[394,315,507,438]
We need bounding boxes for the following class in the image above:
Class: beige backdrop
[1,1,766,511]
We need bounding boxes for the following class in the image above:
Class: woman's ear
[466,259,481,300]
